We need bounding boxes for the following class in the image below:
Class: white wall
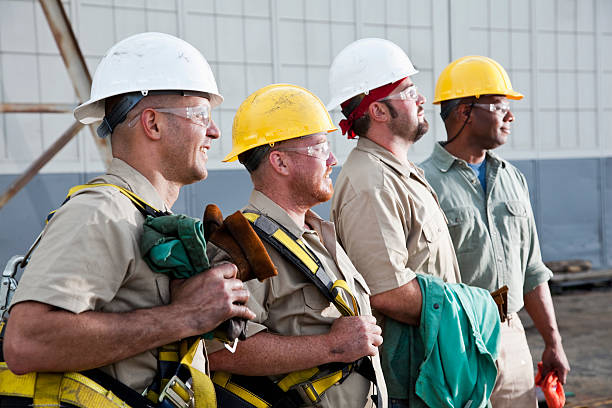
[1,0,610,175]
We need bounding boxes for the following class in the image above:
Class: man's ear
[267,150,291,176]
[141,108,162,141]
[368,101,389,123]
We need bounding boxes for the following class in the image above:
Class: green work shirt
[420,143,553,314]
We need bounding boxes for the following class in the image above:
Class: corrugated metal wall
[1,0,612,268]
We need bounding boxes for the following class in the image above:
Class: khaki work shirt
[207,190,388,408]
[10,158,176,393]
[420,143,553,313]
[331,137,461,297]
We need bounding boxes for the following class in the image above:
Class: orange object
[535,361,565,408]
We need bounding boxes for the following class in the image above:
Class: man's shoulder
[493,154,528,186]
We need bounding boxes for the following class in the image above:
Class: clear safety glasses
[379,85,419,102]
[276,140,332,160]
[471,102,511,116]
[127,103,212,128]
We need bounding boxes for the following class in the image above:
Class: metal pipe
[38,0,111,166]
[0,121,84,211]
[0,103,75,113]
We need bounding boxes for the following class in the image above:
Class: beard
[412,117,429,143]
[292,168,334,206]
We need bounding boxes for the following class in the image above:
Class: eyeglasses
[471,102,510,116]
[379,85,419,102]
[127,103,212,128]
[275,140,332,160]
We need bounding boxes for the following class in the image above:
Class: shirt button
[433,303,440,310]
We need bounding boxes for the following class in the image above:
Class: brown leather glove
[204,204,277,282]
[203,204,277,342]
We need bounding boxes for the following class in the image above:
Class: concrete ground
[519,285,612,408]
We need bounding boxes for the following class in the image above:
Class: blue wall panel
[537,158,603,267]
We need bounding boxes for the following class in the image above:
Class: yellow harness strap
[0,363,131,407]
[46,183,167,224]
[180,340,217,408]
[33,372,62,407]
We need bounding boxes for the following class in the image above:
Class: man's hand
[541,342,570,384]
[169,262,256,338]
[327,315,382,363]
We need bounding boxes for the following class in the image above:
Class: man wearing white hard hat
[328,39,502,407]
[2,32,254,408]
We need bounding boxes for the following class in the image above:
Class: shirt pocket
[444,207,479,253]
[302,284,332,311]
[155,275,171,305]
[498,201,529,244]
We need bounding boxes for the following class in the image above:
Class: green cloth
[140,214,210,278]
[382,274,500,407]
[420,142,553,313]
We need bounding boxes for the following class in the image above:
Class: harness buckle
[1,255,23,321]
[295,381,322,406]
[158,375,194,408]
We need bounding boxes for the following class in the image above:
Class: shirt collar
[430,142,506,173]
[106,158,169,212]
[246,190,334,242]
[356,137,417,179]
[246,190,307,238]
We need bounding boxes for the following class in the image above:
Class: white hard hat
[74,32,223,125]
[327,38,418,111]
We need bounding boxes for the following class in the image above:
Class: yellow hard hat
[223,84,337,162]
[433,56,523,104]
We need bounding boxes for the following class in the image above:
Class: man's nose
[327,151,338,167]
[206,119,220,139]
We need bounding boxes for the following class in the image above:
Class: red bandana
[339,78,406,139]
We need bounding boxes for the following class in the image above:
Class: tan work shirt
[331,137,461,297]
[10,158,174,393]
[207,190,388,408]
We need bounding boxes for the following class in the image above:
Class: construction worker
[1,32,254,407]
[327,38,464,407]
[420,55,570,407]
[206,83,388,408]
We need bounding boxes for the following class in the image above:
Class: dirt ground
[519,284,612,407]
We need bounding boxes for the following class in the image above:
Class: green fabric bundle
[141,214,210,278]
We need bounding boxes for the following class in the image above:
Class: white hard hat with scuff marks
[74,32,223,125]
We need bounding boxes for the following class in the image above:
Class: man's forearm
[370,278,422,326]
[209,332,335,375]
[209,315,382,376]
[3,301,198,374]
[523,282,561,345]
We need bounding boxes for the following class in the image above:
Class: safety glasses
[127,103,212,128]
[471,102,510,116]
[378,85,419,102]
[275,140,332,160]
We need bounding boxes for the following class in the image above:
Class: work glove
[535,361,565,408]
[203,204,277,342]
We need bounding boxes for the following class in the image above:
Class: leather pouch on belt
[490,285,509,323]
[203,204,278,341]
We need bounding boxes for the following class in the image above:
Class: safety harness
[211,212,379,408]
[0,183,215,408]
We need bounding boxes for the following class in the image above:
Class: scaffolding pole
[38,0,111,165]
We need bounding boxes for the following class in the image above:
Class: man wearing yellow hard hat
[421,56,570,407]
[205,84,387,408]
